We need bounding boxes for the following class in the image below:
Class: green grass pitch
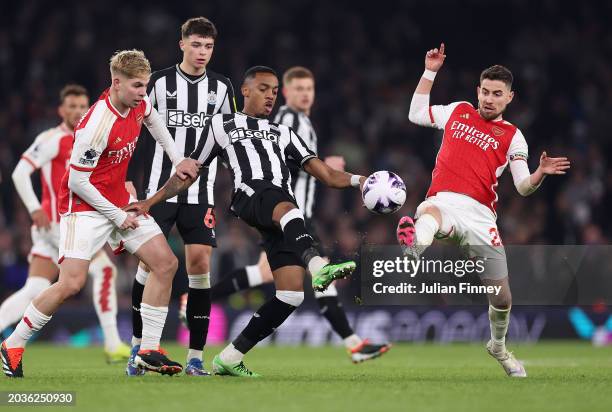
[1,342,611,412]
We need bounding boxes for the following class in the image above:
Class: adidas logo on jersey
[229,128,279,144]
[167,109,210,128]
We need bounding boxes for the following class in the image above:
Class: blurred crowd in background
[1,0,610,304]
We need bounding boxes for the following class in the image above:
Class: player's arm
[303,157,365,189]
[12,159,48,229]
[68,132,136,229]
[285,128,364,189]
[508,131,570,196]
[408,43,447,127]
[126,117,222,215]
[11,134,59,229]
[143,105,200,180]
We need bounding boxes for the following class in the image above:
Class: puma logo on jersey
[166,90,177,99]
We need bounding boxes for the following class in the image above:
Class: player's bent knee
[185,245,212,274]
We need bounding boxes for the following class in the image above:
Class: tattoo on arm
[158,174,196,202]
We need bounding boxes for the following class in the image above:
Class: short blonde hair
[109,49,151,79]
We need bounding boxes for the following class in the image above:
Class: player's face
[59,95,89,129]
[477,79,514,120]
[283,77,315,112]
[180,35,214,71]
[116,75,150,108]
[243,73,279,117]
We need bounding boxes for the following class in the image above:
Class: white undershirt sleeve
[408,94,433,127]
[11,159,41,214]
[68,168,128,227]
[510,160,541,196]
[144,107,184,166]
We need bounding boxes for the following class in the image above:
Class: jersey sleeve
[21,131,61,169]
[189,115,225,167]
[429,101,467,130]
[127,87,156,187]
[69,112,113,171]
[284,128,317,167]
[507,129,529,162]
[219,77,237,114]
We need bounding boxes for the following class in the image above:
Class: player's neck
[108,89,130,116]
[240,108,266,119]
[179,61,206,77]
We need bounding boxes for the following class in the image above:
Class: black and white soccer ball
[362,171,406,214]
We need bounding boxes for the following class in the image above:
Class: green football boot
[212,355,261,378]
[312,261,356,292]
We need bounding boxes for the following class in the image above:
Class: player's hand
[31,209,51,230]
[125,181,138,199]
[123,200,151,217]
[538,151,571,175]
[120,212,139,230]
[324,156,346,171]
[425,43,446,72]
[175,158,200,180]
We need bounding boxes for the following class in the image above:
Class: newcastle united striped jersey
[190,112,316,198]
[128,64,236,205]
[274,105,318,219]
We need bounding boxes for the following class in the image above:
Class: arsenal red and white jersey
[426,101,528,212]
[58,89,152,214]
[21,123,74,222]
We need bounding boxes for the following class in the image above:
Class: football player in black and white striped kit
[126,66,366,377]
[125,17,236,376]
[208,67,391,363]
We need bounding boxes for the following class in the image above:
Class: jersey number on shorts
[204,208,216,229]
[489,227,502,246]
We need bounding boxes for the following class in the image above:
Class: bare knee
[57,274,87,298]
[185,245,212,274]
[272,201,297,225]
[149,254,178,279]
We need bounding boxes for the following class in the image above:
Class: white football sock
[307,256,328,276]
[187,349,203,362]
[89,253,121,352]
[135,265,149,286]
[489,305,511,353]
[219,343,244,364]
[5,303,51,348]
[131,336,142,347]
[246,264,263,287]
[343,334,363,350]
[0,276,51,331]
[188,273,210,289]
[415,214,439,246]
[140,303,168,351]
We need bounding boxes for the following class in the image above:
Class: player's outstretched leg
[132,235,182,376]
[315,285,392,363]
[276,206,355,291]
[484,277,526,378]
[89,251,130,364]
[209,252,272,300]
[396,213,439,260]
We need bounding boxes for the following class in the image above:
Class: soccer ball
[362,171,406,214]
